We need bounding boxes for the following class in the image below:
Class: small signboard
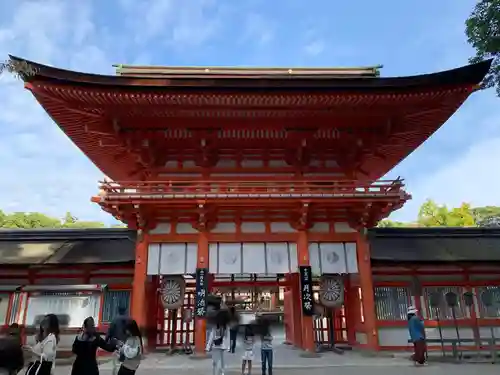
[299,266,314,316]
[195,268,209,317]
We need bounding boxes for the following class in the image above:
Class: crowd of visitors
[205,304,275,375]
[0,306,143,375]
[0,302,429,374]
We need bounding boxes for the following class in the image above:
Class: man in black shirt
[106,306,130,375]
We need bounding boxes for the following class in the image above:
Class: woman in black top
[71,317,115,375]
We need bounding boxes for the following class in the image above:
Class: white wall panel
[344,242,358,273]
[265,243,291,274]
[241,222,266,233]
[147,243,197,275]
[308,242,358,274]
[320,243,346,274]
[210,242,297,275]
[217,243,242,274]
[147,243,160,275]
[242,243,266,273]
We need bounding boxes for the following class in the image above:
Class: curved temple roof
[5,55,492,91]
[3,56,493,181]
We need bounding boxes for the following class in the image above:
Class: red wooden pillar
[356,232,379,350]
[270,292,278,310]
[283,290,292,345]
[131,230,149,331]
[344,276,357,345]
[145,275,159,351]
[194,230,209,355]
[290,273,303,347]
[297,230,315,352]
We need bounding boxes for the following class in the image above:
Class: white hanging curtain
[25,293,101,328]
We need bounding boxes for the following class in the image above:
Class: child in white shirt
[241,325,255,375]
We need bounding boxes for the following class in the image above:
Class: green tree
[472,205,500,220]
[62,211,105,228]
[472,206,500,227]
[0,211,107,229]
[417,199,476,227]
[465,0,500,96]
[377,219,411,227]
[0,210,5,227]
[1,212,62,229]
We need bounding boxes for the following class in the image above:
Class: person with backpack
[206,322,227,375]
[116,320,143,375]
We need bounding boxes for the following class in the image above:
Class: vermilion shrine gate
[4,55,491,354]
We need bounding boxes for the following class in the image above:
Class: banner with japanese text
[299,265,314,316]
[195,268,208,317]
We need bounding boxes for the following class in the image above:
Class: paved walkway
[49,342,500,374]
[52,360,500,375]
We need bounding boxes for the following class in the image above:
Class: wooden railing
[95,179,410,201]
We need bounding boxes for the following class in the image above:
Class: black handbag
[25,360,52,375]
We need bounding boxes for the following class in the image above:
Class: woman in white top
[26,314,59,375]
[206,323,227,375]
[116,319,143,375]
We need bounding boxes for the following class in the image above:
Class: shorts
[242,350,254,361]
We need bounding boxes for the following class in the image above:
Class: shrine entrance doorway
[212,274,287,310]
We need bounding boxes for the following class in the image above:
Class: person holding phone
[25,314,59,375]
[116,319,143,375]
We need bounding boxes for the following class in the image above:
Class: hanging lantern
[429,292,443,308]
[463,291,474,307]
[481,290,494,307]
[160,276,185,309]
[445,291,458,307]
[319,275,344,307]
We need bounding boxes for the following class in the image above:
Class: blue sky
[0,0,498,225]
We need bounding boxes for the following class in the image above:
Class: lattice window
[374,287,411,320]
[424,286,468,319]
[101,290,131,323]
[476,286,500,318]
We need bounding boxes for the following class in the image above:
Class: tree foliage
[0,210,115,229]
[465,0,500,96]
[378,199,500,228]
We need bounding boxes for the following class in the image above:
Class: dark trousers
[261,349,273,375]
[117,365,136,375]
[25,361,53,375]
[229,329,237,353]
[412,339,427,364]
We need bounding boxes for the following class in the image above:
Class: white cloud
[0,0,232,224]
[392,132,500,222]
[119,0,225,49]
[303,40,325,57]
[0,1,111,223]
[0,0,498,228]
